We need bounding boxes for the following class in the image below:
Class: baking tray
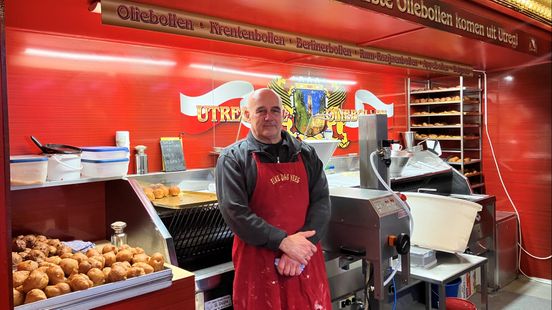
[152,191,217,209]
[15,267,172,310]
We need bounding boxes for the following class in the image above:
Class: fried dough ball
[126,266,145,278]
[116,249,133,262]
[13,238,26,252]
[58,245,73,256]
[118,244,132,251]
[37,266,50,273]
[145,191,156,201]
[148,253,164,272]
[88,256,105,269]
[103,251,116,267]
[20,269,49,293]
[13,270,30,287]
[45,256,62,265]
[78,260,92,274]
[153,187,165,199]
[46,265,66,285]
[13,289,24,306]
[133,262,154,274]
[107,265,127,283]
[12,252,23,267]
[17,260,38,272]
[27,249,47,262]
[36,235,47,243]
[33,242,51,256]
[56,282,71,294]
[24,235,37,248]
[72,252,88,264]
[169,186,180,196]
[60,252,73,259]
[112,261,131,270]
[60,258,79,276]
[87,268,105,286]
[131,246,145,255]
[132,253,149,264]
[102,267,111,278]
[86,248,100,258]
[47,238,61,247]
[44,285,63,298]
[68,273,93,291]
[24,288,47,304]
[101,244,118,254]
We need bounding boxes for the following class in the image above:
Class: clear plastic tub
[81,158,129,178]
[81,146,129,160]
[10,155,48,185]
[47,154,82,181]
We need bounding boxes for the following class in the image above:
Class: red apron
[232,153,331,310]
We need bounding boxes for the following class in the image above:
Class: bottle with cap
[110,221,127,247]
[135,145,148,174]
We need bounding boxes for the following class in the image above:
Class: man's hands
[276,254,303,276]
[278,230,317,265]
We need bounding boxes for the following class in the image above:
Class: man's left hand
[276,254,304,276]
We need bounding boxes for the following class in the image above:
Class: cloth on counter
[62,240,95,253]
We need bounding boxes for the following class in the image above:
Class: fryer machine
[125,169,235,310]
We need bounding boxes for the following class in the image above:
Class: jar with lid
[110,221,127,247]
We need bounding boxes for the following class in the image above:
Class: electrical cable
[392,276,397,310]
[479,71,551,284]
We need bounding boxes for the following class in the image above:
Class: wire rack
[156,202,234,270]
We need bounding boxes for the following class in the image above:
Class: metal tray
[16,267,172,310]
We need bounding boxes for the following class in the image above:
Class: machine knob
[395,233,410,255]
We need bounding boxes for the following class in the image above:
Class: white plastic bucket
[404,192,482,253]
[47,154,82,181]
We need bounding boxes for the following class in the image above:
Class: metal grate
[156,202,234,270]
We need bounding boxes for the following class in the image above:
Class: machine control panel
[370,195,402,217]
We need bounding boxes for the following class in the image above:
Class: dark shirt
[215,131,331,251]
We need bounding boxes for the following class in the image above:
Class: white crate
[10,155,48,185]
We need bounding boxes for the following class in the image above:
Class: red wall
[484,63,551,279]
[6,29,407,172]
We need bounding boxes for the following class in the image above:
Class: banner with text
[101,0,473,76]
[336,0,549,56]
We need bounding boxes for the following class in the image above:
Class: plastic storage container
[404,192,482,253]
[410,246,437,268]
[81,158,129,178]
[47,154,82,181]
[10,155,48,185]
[81,146,129,160]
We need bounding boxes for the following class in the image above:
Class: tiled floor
[468,277,552,310]
[407,276,551,309]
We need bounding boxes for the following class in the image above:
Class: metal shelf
[409,100,479,106]
[11,176,125,191]
[470,183,485,189]
[447,159,482,165]
[410,87,481,94]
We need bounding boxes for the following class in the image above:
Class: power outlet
[338,295,356,309]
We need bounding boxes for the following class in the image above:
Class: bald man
[215,88,331,309]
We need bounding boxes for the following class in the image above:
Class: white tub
[81,158,129,178]
[404,192,482,253]
[10,155,48,185]
[81,146,129,160]
[47,154,82,181]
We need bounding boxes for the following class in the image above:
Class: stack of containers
[80,146,130,178]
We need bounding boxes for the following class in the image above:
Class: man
[215,88,331,309]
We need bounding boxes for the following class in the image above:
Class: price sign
[160,137,186,172]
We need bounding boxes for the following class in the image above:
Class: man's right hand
[278,230,317,265]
